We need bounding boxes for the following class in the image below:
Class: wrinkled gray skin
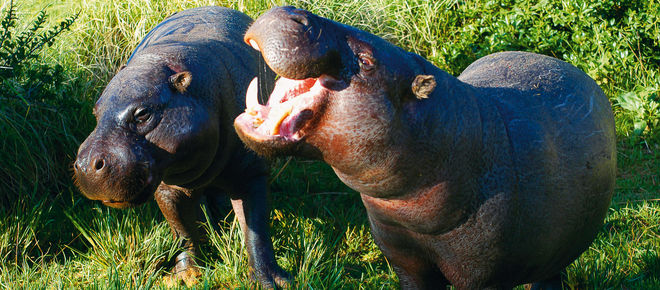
[235,6,616,289]
[73,7,288,287]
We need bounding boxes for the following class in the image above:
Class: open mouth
[235,74,332,143]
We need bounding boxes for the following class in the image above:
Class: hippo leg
[384,247,448,289]
[370,223,449,289]
[229,174,290,288]
[528,273,563,290]
[154,184,202,286]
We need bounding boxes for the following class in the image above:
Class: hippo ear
[169,71,192,93]
[412,75,436,99]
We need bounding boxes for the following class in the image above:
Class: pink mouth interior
[244,76,324,140]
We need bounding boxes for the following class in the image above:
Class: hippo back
[126,6,267,113]
[129,6,252,61]
[458,51,615,280]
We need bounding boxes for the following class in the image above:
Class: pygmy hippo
[234,6,616,289]
[73,7,288,287]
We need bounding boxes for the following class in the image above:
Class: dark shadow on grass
[641,247,660,280]
[266,157,392,282]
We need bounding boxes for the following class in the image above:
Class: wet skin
[234,6,616,289]
[73,7,288,288]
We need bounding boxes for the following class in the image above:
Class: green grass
[1,0,659,288]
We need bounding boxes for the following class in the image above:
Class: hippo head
[74,56,219,208]
[234,6,436,161]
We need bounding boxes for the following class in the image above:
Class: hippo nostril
[93,159,105,171]
[290,13,309,26]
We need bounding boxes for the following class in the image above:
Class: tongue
[244,77,322,137]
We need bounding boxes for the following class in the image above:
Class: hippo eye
[133,107,151,123]
[358,53,376,71]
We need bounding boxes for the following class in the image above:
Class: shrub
[616,87,660,145]
[0,1,79,207]
[0,0,88,267]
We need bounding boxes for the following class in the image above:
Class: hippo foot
[162,266,202,287]
[162,251,202,287]
[251,264,291,289]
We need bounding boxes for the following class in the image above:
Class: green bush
[616,87,660,144]
[0,0,85,266]
[0,0,79,206]
[0,0,76,104]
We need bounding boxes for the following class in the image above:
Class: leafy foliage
[616,87,660,144]
[0,0,77,105]
[0,0,87,272]
[0,1,80,205]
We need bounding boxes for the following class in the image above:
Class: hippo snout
[244,6,342,80]
[74,151,111,181]
[74,135,158,208]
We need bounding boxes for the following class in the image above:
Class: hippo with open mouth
[234,6,616,289]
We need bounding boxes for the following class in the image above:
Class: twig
[270,156,293,184]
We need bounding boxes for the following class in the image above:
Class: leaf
[616,91,644,116]
[634,120,648,136]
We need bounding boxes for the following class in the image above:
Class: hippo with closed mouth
[234,6,616,289]
[73,6,288,287]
